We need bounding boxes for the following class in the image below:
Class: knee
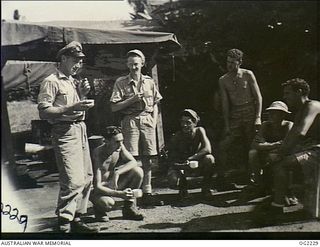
[203,154,215,165]
[69,177,85,191]
[132,166,144,181]
[201,154,215,168]
[96,197,115,211]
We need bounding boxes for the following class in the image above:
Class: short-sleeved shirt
[110,74,162,115]
[38,69,85,124]
[169,127,204,163]
[219,68,256,107]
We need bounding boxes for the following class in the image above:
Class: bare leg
[141,156,153,194]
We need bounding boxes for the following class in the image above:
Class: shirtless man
[91,126,144,221]
[167,109,216,199]
[218,48,262,186]
[263,78,320,213]
[249,101,293,185]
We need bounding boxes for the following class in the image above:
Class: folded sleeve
[153,83,162,104]
[110,80,123,103]
[37,78,58,110]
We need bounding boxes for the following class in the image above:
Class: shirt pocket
[57,89,69,105]
[123,86,135,99]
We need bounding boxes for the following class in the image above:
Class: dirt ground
[1,162,319,236]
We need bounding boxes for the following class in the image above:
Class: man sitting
[91,126,144,221]
[167,109,216,199]
[258,78,320,215]
[249,101,293,186]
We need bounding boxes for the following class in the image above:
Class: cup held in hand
[189,160,199,169]
[132,189,143,198]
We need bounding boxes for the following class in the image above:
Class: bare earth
[2,163,319,236]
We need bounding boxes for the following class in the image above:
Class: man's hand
[120,188,134,200]
[130,93,143,103]
[254,117,262,126]
[72,100,94,111]
[78,78,91,96]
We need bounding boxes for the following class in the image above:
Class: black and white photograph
[1,0,319,239]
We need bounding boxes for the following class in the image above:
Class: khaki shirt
[110,74,162,115]
[38,69,85,124]
[219,68,256,107]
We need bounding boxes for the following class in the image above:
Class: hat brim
[266,107,291,114]
[57,50,85,60]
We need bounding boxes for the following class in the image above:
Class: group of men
[37,41,320,233]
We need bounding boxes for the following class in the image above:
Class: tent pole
[151,64,165,153]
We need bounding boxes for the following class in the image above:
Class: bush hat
[127,49,145,65]
[181,109,200,124]
[266,101,291,114]
[57,41,85,60]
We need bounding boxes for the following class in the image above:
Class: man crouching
[167,109,216,199]
[91,126,144,221]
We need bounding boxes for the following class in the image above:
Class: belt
[124,111,152,117]
[53,120,84,125]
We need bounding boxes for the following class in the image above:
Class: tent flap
[1,21,180,48]
[1,21,64,46]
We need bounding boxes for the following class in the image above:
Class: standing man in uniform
[110,49,163,206]
[219,48,263,185]
[38,41,99,233]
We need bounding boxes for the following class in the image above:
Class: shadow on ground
[139,209,313,232]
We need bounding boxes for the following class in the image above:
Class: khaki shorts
[121,114,157,156]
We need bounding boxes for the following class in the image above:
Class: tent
[1,20,180,90]
[1,20,180,167]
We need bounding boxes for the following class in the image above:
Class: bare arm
[39,100,94,120]
[114,144,138,175]
[219,78,230,132]
[39,105,75,119]
[188,127,212,160]
[110,94,142,113]
[252,122,281,151]
[248,71,262,125]
[92,147,130,198]
[280,102,320,156]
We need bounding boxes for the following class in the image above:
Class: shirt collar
[128,74,145,86]
[56,68,75,82]
[56,69,69,80]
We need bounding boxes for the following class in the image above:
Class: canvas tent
[1,20,180,89]
[1,20,180,167]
